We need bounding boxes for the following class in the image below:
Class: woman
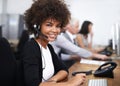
[23,0,86,86]
[76,21,93,49]
[76,20,109,60]
[76,21,103,52]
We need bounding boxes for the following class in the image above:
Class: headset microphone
[33,24,48,39]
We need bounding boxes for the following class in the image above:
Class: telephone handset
[94,61,117,78]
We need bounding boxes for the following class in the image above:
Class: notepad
[80,59,106,65]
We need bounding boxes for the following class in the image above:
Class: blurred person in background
[76,20,104,53]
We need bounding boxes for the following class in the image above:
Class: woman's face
[88,24,93,33]
[40,19,61,42]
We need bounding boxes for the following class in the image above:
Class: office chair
[0,37,25,86]
[0,37,17,86]
[15,30,28,85]
[15,30,29,60]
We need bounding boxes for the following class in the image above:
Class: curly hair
[24,0,71,35]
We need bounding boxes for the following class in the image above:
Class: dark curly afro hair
[24,0,71,35]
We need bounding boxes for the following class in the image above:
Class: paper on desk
[80,59,106,65]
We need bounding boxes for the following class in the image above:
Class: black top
[23,38,68,86]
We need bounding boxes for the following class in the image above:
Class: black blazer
[23,38,68,86]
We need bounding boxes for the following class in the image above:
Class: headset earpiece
[33,24,40,38]
[33,24,48,39]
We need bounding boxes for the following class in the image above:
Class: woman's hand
[90,32,93,38]
[67,73,86,86]
[93,53,109,60]
[40,73,86,86]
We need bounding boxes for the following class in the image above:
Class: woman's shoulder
[24,38,39,51]
[76,33,83,39]
[22,38,41,57]
[25,38,36,46]
[77,33,83,36]
[48,44,54,50]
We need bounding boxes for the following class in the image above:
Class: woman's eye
[46,24,52,27]
[57,25,61,28]
[46,24,52,26]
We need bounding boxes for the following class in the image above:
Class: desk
[68,60,120,86]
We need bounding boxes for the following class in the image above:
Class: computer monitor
[111,23,120,56]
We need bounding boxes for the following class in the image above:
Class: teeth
[49,34,56,37]
[50,34,55,36]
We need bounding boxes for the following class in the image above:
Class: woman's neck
[35,37,48,49]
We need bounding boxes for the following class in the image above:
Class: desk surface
[68,60,120,86]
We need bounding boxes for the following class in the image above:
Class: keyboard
[88,79,107,86]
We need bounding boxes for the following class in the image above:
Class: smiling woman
[22,0,86,86]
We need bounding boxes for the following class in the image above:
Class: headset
[33,24,48,39]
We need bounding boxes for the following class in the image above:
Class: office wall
[0,0,2,14]
[3,0,120,45]
[66,0,120,46]
[0,0,3,24]
[7,0,33,14]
